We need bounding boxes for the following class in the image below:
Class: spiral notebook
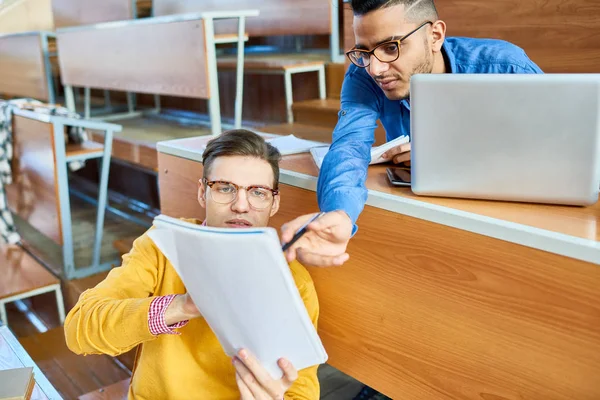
[147,215,328,378]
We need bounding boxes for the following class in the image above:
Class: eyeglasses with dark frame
[346,21,433,68]
[202,178,279,209]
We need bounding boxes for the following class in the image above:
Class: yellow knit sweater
[64,220,320,400]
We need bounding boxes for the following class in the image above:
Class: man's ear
[431,19,446,53]
[197,179,207,209]
[269,194,280,217]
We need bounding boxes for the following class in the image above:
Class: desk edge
[158,144,600,266]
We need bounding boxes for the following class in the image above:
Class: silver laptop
[410,74,600,206]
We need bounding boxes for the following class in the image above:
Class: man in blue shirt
[281,0,543,269]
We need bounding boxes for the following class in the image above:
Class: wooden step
[18,328,131,400]
[292,99,341,128]
[291,99,387,145]
[0,245,59,303]
[79,378,130,400]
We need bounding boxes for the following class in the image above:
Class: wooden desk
[156,135,600,400]
[0,326,62,399]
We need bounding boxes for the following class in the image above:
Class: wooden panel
[0,244,59,299]
[90,133,158,171]
[57,20,210,98]
[437,0,600,72]
[51,0,133,28]
[343,2,353,70]
[6,115,62,245]
[153,0,331,36]
[157,151,600,400]
[0,33,49,101]
[326,62,345,99]
[0,0,54,34]
[158,153,206,221]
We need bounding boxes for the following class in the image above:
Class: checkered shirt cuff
[148,295,189,335]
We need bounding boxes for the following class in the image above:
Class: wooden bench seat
[218,55,326,123]
[66,141,104,159]
[217,57,324,71]
[214,33,249,44]
[0,244,64,327]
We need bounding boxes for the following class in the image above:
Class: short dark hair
[202,129,281,189]
[351,0,438,22]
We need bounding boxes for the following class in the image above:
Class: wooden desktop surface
[160,135,600,246]
[0,326,62,399]
[156,136,600,399]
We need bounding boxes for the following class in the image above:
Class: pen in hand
[281,212,325,252]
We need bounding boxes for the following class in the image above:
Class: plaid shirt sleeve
[148,295,189,335]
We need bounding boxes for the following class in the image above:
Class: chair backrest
[0,0,54,34]
[56,17,210,98]
[0,32,50,101]
[5,114,63,245]
[153,0,332,37]
[51,0,135,28]
[437,0,600,73]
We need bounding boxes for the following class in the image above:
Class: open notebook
[147,215,328,378]
[310,135,410,168]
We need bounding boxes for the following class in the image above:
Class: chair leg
[55,287,66,324]
[84,87,91,119]
[284,71,294,124]
[318,66,327,100]
[92,130,114,269]
[0,302,7,326]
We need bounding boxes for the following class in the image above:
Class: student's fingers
[236,372,255,400]
[393,151,411,165]
[234,357,271,400]
[382,143,411,159]
[237,350,284,400]
[296,248,349,268]
[278,358,298,387]
[280,213,319,243]
[307,210,351,236]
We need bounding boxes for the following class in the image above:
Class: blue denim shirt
[317,37,543,229]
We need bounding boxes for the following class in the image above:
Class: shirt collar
[441,40,456,73]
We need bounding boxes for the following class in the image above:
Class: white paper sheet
[147,215,328,379]
[310,135,410,168]
[266,134,327,155]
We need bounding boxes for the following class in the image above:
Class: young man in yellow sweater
[64,130,321,400]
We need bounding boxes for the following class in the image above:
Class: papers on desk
[0,367,34,400]
[147,215,328,379]
[266,134,327,156]
[310,135,410,169]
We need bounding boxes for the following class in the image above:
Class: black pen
[281,212,325,252]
